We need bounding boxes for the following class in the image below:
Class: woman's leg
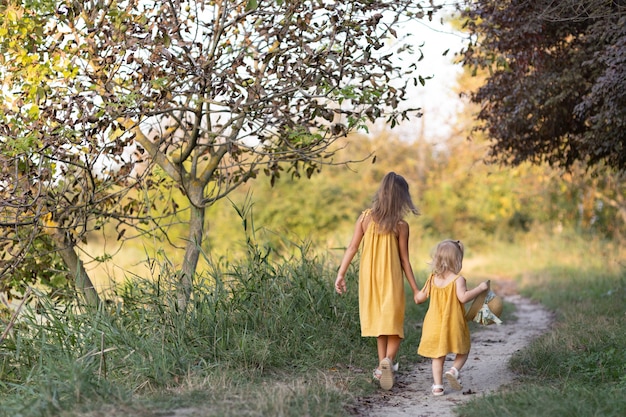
[376,336,388,363]
[377,334,402,363]
[384,335,402,363]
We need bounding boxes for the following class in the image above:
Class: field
[1,227,624,417]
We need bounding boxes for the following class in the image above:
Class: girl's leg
[445,353,468,390]
[376,336,396,390]
[431,356,445,395]
[452,353,469,372]
[432,356,445,386]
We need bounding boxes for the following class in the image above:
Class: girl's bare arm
[455,276,489,304]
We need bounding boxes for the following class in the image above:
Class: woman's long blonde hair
[370,172,419,233]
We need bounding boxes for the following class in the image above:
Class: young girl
[416,239,489,396]
[334,172,424,390]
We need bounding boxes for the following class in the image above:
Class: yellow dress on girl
[358,210,406,338]
[417,275,470,358]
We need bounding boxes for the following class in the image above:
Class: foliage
[0,225,371,416]
[0,0,164,303]
[459,0,626,172]
[0,0,444,305]
[102,130,624,284]
[0,234,70,301]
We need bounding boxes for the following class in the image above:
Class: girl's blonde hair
[431,239,464,275]
[370,172,419,233]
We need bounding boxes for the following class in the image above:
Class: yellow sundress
[417,274,470,358]
[358,210,405,338]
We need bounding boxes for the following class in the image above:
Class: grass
[1,228,624,417]
[455,242,626,416]
[0,238,384,417]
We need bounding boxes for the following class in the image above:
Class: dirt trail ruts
[352,281,553,417]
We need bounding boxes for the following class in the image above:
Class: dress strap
[360,209,374,232]
[423,273,434,297]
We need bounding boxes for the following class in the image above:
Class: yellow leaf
[6,7,18,23]
[27,104,40,119]
[42,212,58,230]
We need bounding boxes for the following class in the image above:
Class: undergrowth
[2,222,623,416]
[0,237,375,417]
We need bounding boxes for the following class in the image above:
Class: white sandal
[445,367,462,390]
[432,384,444,396]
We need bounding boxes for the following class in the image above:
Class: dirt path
[351,283,554,417]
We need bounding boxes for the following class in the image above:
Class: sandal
[379,357,394,390]
[445,367,462,390]
[372,368,382,380]
[432,384,444,396]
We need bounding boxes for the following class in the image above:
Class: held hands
[335,276,347,295]
[479,281,490,292]
[414,278,430,304]
[414,290,427,304]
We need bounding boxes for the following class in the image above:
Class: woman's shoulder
[359,209,373,231]
[356,209,370,221]
[396,219,409,233]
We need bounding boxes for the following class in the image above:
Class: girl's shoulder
[433,273,463,288]
[454,274,467,283]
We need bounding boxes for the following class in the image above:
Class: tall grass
[2,224,623,416]
[0,228,393,416]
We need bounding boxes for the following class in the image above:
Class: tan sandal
[379,357,394,390]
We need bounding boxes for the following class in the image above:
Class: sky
[409,16,467,140]
[372,7,468,142]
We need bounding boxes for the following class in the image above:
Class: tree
[1,0,443,309]
[458,0,626,172]
[0,0,110,306]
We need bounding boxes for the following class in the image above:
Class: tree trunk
[178,189,206,311]
[50,232,101,307]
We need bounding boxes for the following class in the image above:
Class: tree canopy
[459,0,626,172]
[1,0,441,306]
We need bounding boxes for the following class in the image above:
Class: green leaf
[246,0,258,11]
[27,104,40,118]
